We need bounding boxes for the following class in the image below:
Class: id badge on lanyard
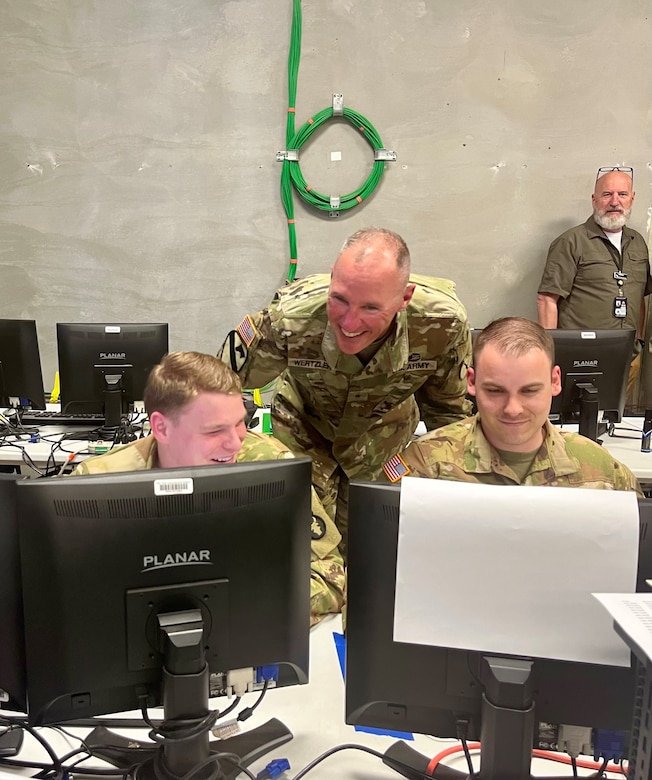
[613,270,627,319]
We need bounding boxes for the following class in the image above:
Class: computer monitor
[345,481,648,780]
[549,329,635,441]
[0,319,46,409]
[14,458,311,779]
[0,474,26,714]
[56,322,169,430]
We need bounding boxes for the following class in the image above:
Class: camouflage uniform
[383,415,643,496]
[73,433,346,626]
[218,273,472,547]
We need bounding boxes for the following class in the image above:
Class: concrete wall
[1,0,650,390]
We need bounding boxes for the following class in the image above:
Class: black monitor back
[0,473,26,713]
[57,322,169,414]
[0,319,46,409]
[549,328,635,423]
[16,458,311,725]
[346,481,644,738]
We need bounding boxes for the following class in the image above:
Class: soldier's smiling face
[327,244,415,355]
[467,344,561,453]
[149,392,248,468]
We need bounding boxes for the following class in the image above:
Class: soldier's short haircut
[339,227,410,273]
[144,351,242,417]
[473,317,554,366]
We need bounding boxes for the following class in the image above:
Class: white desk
[3,412,651,484]
[0,407,145,475]
[0,616,629,779]
[598,417,652,487]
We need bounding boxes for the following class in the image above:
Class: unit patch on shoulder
[219,330,247,372]
[383,453,410,483]
[311,514,326,540]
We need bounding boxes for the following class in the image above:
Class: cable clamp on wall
[374,148,397,161]
[332,93,344,116]
[329,196,341,218]
[276,150,300,162]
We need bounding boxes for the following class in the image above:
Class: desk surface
[0,615,627,779]
[0,406,145,474]
[3,410,652,483]
[598,417,652,484]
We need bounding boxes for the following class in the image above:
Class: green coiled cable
[281,0,392,282]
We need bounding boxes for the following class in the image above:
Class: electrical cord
[3,721,65,780]
[177,750,257,780]
[424,740,627,777]
[288,742,443,780]
[139,693,242,745]
[280,0,393,281]
[237,679,270,723]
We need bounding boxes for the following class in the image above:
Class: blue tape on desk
[332,632,413,741]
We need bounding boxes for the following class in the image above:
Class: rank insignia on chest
[383,453,410,483]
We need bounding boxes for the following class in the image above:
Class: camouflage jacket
[218,274,472,483]
[73,433,346,626]
[383,416,643,496]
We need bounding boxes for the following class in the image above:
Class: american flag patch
[383,453,410,483]
[236,315,257,347]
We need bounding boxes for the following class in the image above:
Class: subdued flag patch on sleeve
[236,315,257,347]
[383,453,410,483]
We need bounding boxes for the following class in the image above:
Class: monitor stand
[576,383,605,442]
[89,367,130,442]
[82,609,293,780]
[383,655,577,780]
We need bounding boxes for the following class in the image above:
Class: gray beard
[594,208,630,231]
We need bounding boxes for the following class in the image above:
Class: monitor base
[85,718,293,780]
[0,728,23,757]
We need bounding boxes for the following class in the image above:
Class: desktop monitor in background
[549,328,635,441]
[0,319,46,410]
[56,322,169,432]
[0,474,27,715]
[15,457,311,779]
[345,481,647,780]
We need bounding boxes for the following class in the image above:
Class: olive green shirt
[538,216,651,331]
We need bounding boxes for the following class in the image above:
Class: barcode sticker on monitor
[580,331,597,339]
[154,478,194,496]
[105,325,121,333]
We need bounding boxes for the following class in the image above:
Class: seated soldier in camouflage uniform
[383,317,643,496]
[73,351,345,626]
[218,227,472,554]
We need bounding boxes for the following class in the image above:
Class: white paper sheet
[394,478,639,667]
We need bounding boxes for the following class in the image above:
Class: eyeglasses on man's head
[596,166,633,181]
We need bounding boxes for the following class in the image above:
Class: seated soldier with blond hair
[73,351,345,626]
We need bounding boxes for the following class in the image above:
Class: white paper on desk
[394,478,638,667]
[593,592,652,661]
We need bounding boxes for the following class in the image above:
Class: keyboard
[15,410,107,426]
